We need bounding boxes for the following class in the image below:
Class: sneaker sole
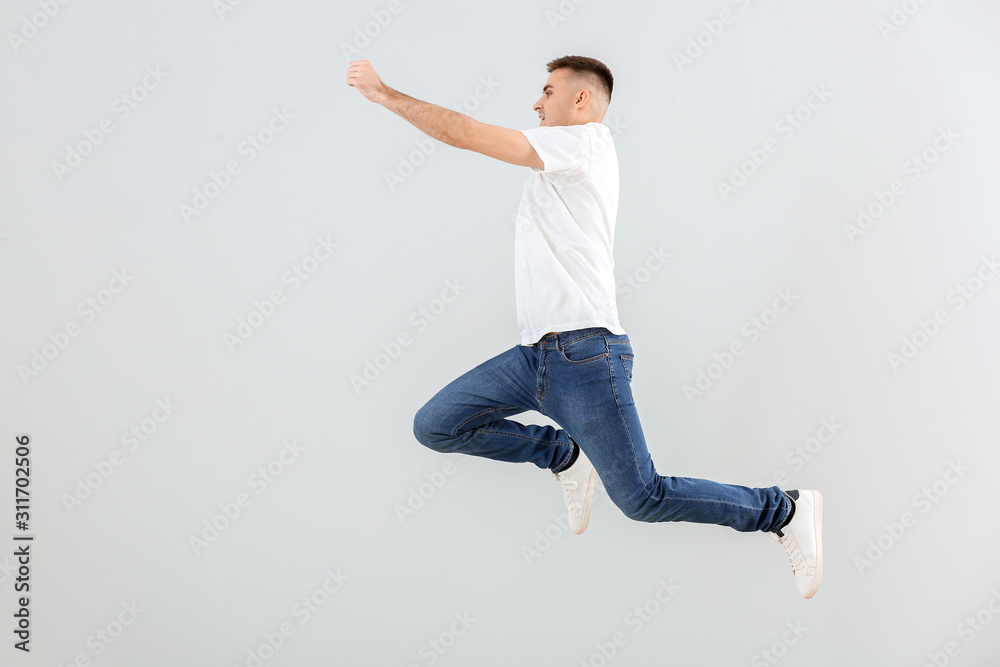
[573,468,598,535]
[803,490,823,599]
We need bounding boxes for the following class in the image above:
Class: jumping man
[346,55,823,598]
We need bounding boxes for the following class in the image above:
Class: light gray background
[2,0,999,665]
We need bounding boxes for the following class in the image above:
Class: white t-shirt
[514,121,627,346]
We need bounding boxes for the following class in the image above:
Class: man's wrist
[377,84,397,108]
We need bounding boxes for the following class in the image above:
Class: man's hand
[346,60,388,104]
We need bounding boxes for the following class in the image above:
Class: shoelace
[776,533,806,573]
[553,473,583,517]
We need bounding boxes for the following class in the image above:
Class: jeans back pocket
[620,354,634,384]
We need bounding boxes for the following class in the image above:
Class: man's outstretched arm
[346,60,543,170]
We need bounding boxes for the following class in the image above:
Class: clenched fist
[346,60,388,104]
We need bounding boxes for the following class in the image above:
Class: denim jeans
[412,327,791,532]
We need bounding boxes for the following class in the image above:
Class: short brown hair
[546,55,613,104]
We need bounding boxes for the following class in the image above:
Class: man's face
[533,68,583,127]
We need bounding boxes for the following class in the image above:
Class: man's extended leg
[538,327,822,596]
[412,343,576,473]
[538,328,791,532]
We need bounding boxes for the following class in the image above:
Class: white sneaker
[770,489,823,599]
[551,446,597,535]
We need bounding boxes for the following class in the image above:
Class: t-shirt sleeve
[520,125,592,180]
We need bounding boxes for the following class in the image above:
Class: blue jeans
[412,327,791,532]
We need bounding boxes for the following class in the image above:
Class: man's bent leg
[413,343,576,472]
[541,329,791,533]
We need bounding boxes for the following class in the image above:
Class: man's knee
[412,405,433,446]
[611,490,655,523]
[412,403,447,450]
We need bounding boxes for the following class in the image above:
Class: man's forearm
[379,86,470,148]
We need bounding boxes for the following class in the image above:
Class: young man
[347,55,823,598]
